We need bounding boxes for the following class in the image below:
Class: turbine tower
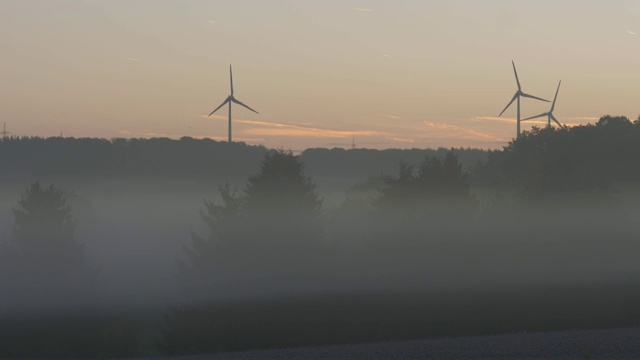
[522,80,563,128]
[1,122,10,138]
[208,65,258,142]
[498,61,549,138]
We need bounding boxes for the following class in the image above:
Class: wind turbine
[522,80,563,128]
[1,122,10,138]
[499,61,549,137]
[208,65,258,142]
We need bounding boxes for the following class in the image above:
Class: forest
[1,115,640,357]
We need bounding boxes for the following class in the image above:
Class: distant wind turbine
[522,81,563,128]
[1,122,10,138]
[498,61,549,137]
[208,65,258,142]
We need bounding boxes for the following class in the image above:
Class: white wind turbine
[522,80,563,128]
[208,65,258,142]
[499,61,549,137]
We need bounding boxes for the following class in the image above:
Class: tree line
[0,135,488,180]
[0,136,266,180]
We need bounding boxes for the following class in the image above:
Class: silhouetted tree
[0,182,99,309]
[0,183,142,358]
[365,151,475,246]
[182,149,324,293]
[165,150,326,353]
[183,183,244,275]
[375,151,472,212]
[300,146,488,179]
[473,115,640,196]
[11,182,83,264]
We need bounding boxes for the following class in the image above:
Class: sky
[1,0,639,150]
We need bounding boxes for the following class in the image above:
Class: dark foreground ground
[4,280,640,358]
[122,326,640,360]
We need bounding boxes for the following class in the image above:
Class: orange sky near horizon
[1,1,639,150]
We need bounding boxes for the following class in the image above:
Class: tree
[166,150,326,354]
[11,182,83,266]
[375,151,472,211]
[182,149,324,292]
[0,183,140,358]
[0,182,99,312]
[596,115,632,129]
[369,151,475,246]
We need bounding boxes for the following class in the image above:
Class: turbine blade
[550,80,561,112]
[230,65,234,96]
[520,92,550,102]
[512,61,521,91]
[499,93,518,117]
[208,96,231,116]
[231,97,259,114]
[522,113,547,121]
[550,113,562,127]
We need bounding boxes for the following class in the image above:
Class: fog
[1,133,640,356]
[2,177,639,313]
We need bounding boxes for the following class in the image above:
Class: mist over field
[2,117,640,357]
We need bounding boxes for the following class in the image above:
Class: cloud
[127,57,141,62]
[385,136,415,144]
[472,116,545,125]
[563,116,600,122]
[242,123,383,139]
[205,114,386,138]
[208,20,217,24]
[351,7,374,12]
[201,114,513,148]
[379,114,403,120]
[423,121,507,142]
[472,116,588,127]
[628,30,637,35]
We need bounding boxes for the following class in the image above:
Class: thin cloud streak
[473,116,546,125]
[472,116,586,127]
[379,114,403,120]
[201,114,512,148]
[351,7,374,12]
[386,136,415,144]
[243,128,379,138]
[205,114,386,138]
[423,121,507,142]
[563,116,600,121]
